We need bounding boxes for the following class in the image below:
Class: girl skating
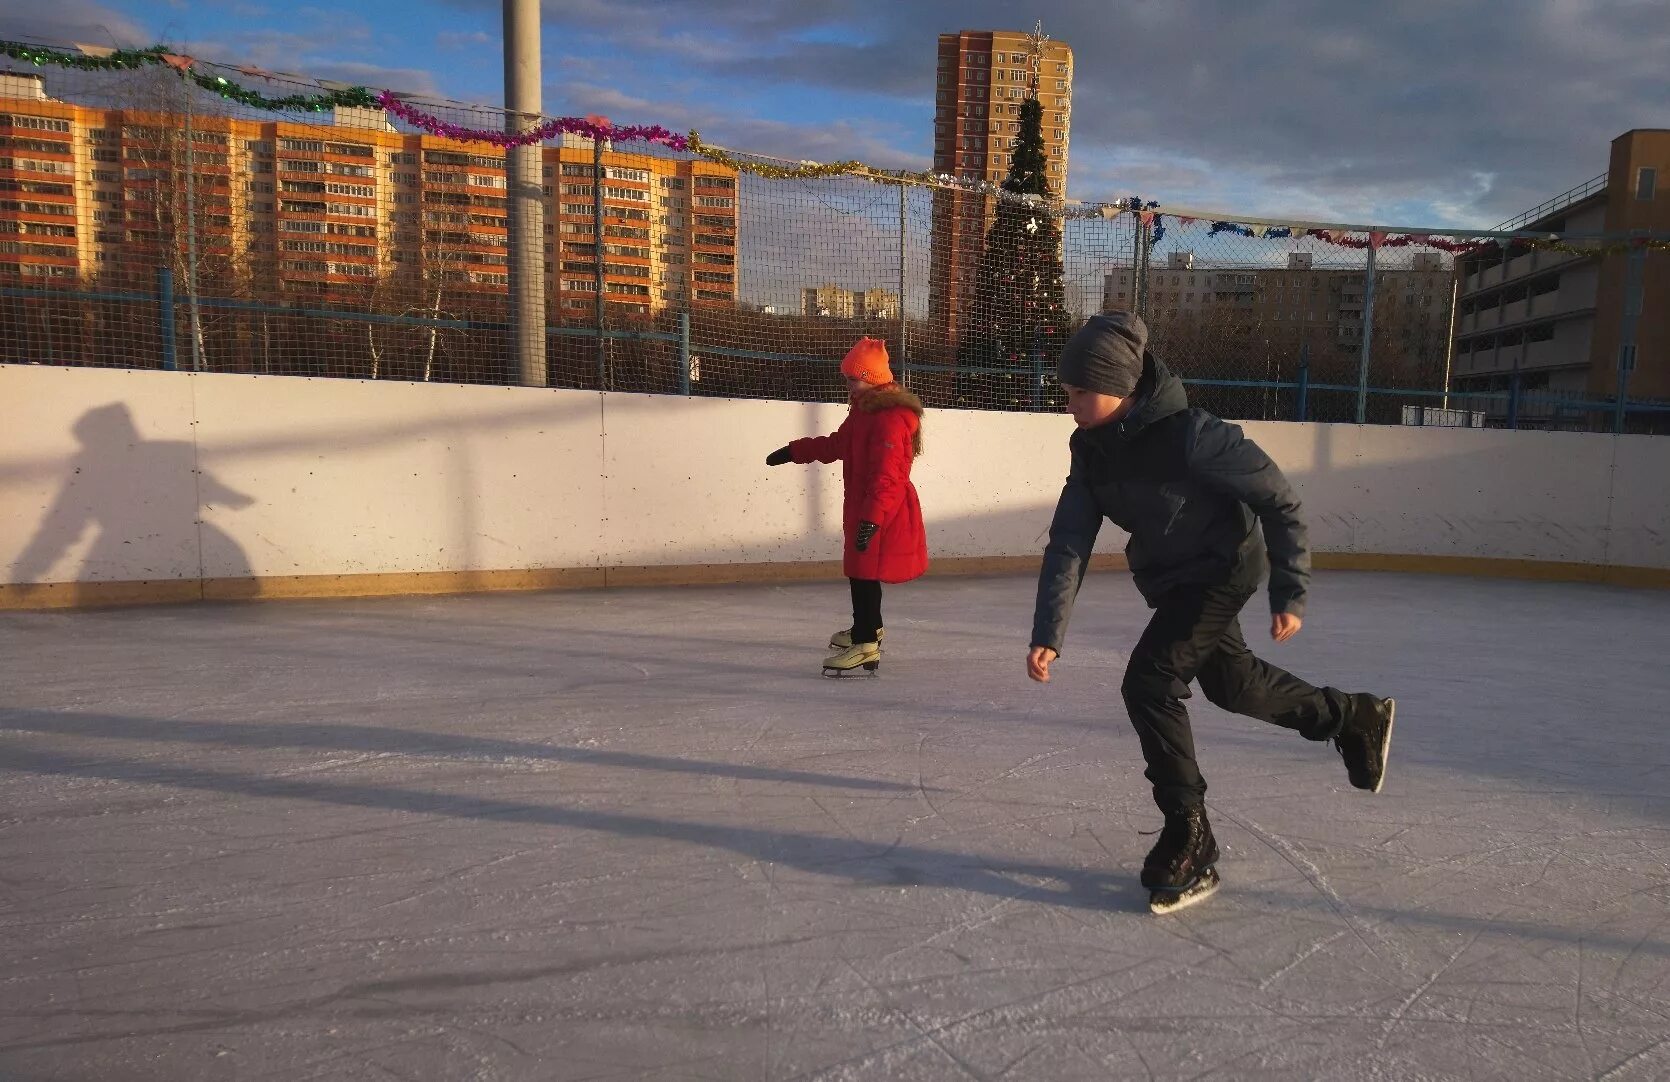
[766,337,928,676]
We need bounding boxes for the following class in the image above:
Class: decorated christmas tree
[956,95,1074,410]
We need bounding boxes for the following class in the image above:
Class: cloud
[436,30,493,50]
[15,0,1670,226]
[549,80,924,171]
[161,29,445,98]
[465,0,1670,226]
[0,0,150,49]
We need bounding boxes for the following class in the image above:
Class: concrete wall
[2,364,1667,606]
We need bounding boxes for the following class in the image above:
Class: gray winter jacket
[1031,352,1310,653]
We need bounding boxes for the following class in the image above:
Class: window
[0,136,70,154]
[1637,167,1656,200]
[1,115,71,132]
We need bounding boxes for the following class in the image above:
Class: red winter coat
[790,385,929,583]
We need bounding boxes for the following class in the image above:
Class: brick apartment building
[0,71,737,315]
[927,29,1073,350]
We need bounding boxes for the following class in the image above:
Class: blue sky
[4,0,1668,228]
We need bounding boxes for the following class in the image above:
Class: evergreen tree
[956,95,1074,410]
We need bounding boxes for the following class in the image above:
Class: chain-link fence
[3,47,1667,433]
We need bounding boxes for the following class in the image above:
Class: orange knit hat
[840,337,894,385]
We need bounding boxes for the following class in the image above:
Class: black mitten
[854,521,878,552]
[765,446,793,466]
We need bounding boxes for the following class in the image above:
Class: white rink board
[3,363,1667,589]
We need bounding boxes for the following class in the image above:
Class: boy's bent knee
[1121,660,1191,705]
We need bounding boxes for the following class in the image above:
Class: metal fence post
[678,310,691,396]
[1614,234,1646,434]
[504,0,547,388]
[1030,327,1044,411]
[157,267,177,372]
[1295,341,1309,422]
[1507,362,1521,430]
[898,182,909,385]
[1355,242,1378,423]
[1134,214,1152,319]
[592,135,606,390]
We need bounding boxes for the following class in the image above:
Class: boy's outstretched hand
[1026,646,1058,683]
[1270,613,1302,642]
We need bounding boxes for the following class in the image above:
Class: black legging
[849,578,883,644]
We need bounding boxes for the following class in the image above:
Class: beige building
[1103,250,1454,382]
[1452,129,1670,425]
[800,284,898,319]
[927,28,1073,348]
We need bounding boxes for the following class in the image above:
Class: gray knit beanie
[1057,311,1148,397]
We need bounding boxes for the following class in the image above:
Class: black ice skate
[1142,805,1221,915]
[822,640,880,677]
[1335,696,1396,793]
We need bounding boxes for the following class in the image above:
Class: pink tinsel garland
[377,91,688,151]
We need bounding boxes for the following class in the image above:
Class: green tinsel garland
[2,40,376,112]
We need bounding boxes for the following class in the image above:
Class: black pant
[1121,583,1352,814]
[849,578,883,644]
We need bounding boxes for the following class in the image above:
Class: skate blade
[822,661,880,678]
[1149,866,1220,915]
[1373,699,1395,794]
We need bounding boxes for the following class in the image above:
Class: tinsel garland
[378,91,689,150]
[8,36,1669,257]
[188,70,377,112]
[1,41,165,70]
[1,39,377,112]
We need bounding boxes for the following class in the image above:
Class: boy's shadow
[10,403,257,600]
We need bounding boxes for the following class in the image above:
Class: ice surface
[2,571,1667,1080]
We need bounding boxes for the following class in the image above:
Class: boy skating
[1026,312,1394,913]
[767,338,928,676]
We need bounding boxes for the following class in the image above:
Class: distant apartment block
[1451,129,1670,421]
[0,72,738,313]
[801,284,899,319]
[1102,250,1454,379]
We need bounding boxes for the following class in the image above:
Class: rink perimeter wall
[3,363,1668,609]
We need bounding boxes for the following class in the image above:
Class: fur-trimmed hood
[852,383,924,456]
